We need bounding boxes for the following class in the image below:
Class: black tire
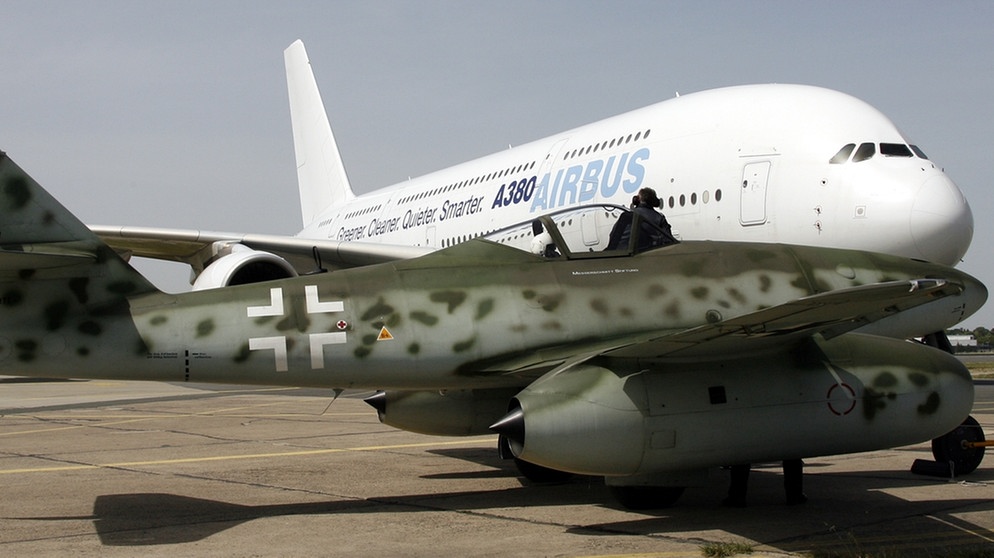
[608,485,685,510]
[513,457,574,483]
[931,415,986,475]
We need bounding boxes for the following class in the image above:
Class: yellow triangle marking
[377,327,394,341]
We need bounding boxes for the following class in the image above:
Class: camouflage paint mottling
[361,298,395,320]
[647,284,667,298]
[862,388,894,420]
[590,298,609,316]
[196,319,215,338]
[909,372,929,387]
[69,277,89,304]
[475,298,495,320]
[16,339,37,362]
[430,291,467,313]
[3,175,31,208]
[453,337,476,352]
[44,300,70,330]
[233,343,251,363]
[410,311,438,326]
[918,392,940,415]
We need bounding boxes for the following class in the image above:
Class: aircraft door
[740,161,770,225]
[539,138,570,179]
[579,210,602,247]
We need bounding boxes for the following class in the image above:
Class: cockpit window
[880,143,913,157]
[852,142,876,163]
[484,204,678,260]
[910,145,929,160]
[830,144,856,164]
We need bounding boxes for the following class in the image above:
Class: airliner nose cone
[911,176,973,264]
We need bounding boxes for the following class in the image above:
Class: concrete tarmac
[1,377,993,557]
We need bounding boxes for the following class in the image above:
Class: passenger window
[910,145,929,160]
[852,142,876,163]
[880,143,913,157]
[830,144,856,164]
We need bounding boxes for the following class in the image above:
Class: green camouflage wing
[603,278,961,360]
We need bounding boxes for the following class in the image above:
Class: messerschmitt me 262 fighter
[0,152,987,508]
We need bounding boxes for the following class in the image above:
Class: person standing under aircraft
[723,460,807,507]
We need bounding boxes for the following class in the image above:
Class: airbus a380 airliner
[94,41,974,325]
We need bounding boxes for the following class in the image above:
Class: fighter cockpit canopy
[483,204,679,260]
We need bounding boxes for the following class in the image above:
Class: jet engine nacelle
[366,388,519,436]
[496,334,974,477]
[192,245,298,290]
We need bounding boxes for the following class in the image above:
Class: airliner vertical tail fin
[284,40,355,229]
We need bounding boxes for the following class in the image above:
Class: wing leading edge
[471,278,964,380]
[604,278,962,360]
[91,225,433,276]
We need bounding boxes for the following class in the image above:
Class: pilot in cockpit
[606,188,677,251]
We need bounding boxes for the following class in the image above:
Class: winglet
[284,40,356,228]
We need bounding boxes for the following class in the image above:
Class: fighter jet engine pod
[495,335,973,476]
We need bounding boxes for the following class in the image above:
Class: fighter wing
[90,225,433,274]
[604,278,961,360]
[479,278,962,378]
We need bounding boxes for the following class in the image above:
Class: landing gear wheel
[931,415,986,475]
[513,457,574,483]
[608,485,685,510]
[497,435,574,483]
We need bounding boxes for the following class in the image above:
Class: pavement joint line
[0,437,493,475]
[1,413,369,420]
[0,417,166,437]
[927,514,994,544]
[0,411,371,437]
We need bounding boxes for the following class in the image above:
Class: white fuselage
[299,84,972,267]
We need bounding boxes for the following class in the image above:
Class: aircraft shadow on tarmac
[76,465,994,553]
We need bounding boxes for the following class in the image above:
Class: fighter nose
[910,175,973,265]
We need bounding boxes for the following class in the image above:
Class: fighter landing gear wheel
[608,485,685,510]
[931,415,985,475]
[497,435,573,483]
[513,457,574,483]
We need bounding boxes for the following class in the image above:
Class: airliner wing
[91,225,433,273]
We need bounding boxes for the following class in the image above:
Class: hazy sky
[3,1,993,327]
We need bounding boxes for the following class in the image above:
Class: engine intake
[365,388,519,436]
[192,245,297,290]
